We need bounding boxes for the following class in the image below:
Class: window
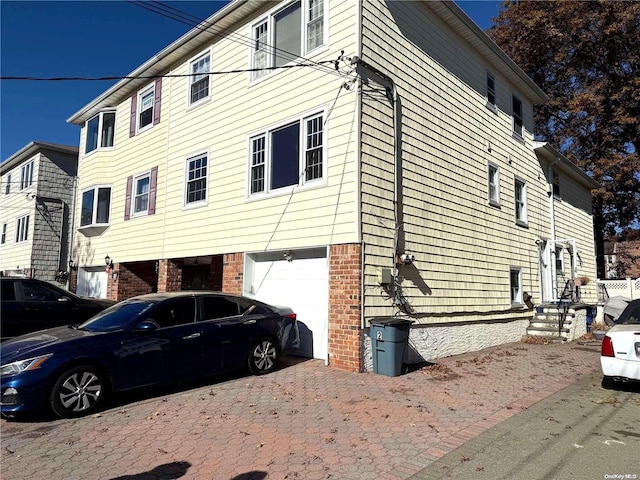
[510,267,522,305]
[307,0,324,51]
[185,153,208,205]
[138,86,154,131]
[252,0,327,80]
[134,174,150,214]
[512,95,523,137]
[202,296,242,320]
[514,178,527,225]
[1,223,7,244]
[555,246,564,272]
[23,282,62,302]
[85,111,115,154]
[486,71,496,109]
[129,79,162,136]
[189,52,210,105]
[80,186,111,227]
[5,174,10,195]
[552,169,560,197]
[488,163,500,205]
[149,298,196,328]
[15,215,29,243]
[250,112,324,196]
[20,162,34,190]
[125,167,158,220]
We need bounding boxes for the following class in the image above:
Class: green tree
[488,0,640,276]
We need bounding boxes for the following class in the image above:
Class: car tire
[601,376,618,390]
[50,365,106,418]
[248,337,279,375]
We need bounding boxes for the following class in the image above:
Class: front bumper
[1,371,51,414]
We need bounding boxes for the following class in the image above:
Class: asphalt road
[409,371,640,480]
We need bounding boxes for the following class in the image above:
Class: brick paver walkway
[1,340,602,480]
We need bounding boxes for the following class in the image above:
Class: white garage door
[247,249,329,361]
[77,267,108,299]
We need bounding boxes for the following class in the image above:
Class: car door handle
[183,333,201,340]
[243,319,257,324]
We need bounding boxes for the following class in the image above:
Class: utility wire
[0,60,338,81]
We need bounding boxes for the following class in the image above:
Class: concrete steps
[527,305,576,340]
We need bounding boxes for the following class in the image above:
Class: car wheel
[248,337,279,375]
[50,365,106,418]
[601,376,618,390]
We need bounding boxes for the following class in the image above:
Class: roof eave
[534,142,600,190]
[66,0,250,126]
[2,141,79,174]
[428,1,549,104]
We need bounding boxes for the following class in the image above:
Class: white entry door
[246,250,329,361]
[77,267,108,298]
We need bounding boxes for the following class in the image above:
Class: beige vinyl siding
[553,175,598,302]
[74,0,359,265]
[360,0,549,321]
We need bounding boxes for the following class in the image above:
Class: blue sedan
[1,292,297,418]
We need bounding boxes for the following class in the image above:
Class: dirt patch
[419,364,460,381]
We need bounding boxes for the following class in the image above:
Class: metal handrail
[557,279,574,336]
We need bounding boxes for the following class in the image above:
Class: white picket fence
[596,277,640,303]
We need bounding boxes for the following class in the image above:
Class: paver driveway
[1,340,602,480]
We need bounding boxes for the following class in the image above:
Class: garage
[77,267,108,298]
[245,248,329,362]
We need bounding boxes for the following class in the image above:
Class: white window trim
[137,83,155,134]
[514,177,528,227]
[512,94,524,140]
[79,184,112,229]
[183,151,209,209]
[510,266,523,306]
[488,162,500,206]
[187,48,212,109]
[249,0,328,84]
[132,171,151,217]
[555,246,564,273]
[246,108,327,200]
[84,110,116,156]
[20,161,34,191]
[485,70,497,112]
[15,214,29,243]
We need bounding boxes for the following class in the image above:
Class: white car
[601,299,640,388]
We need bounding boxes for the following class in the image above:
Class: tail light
[285,313,297,321]
[601,336,614,357]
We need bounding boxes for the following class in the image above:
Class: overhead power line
[0,60,339,81]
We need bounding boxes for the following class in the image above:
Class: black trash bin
[369,317,413,377]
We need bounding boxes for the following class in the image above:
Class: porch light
[105,255,114,269]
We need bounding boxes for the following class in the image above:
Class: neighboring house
[0,142,78,284]
[605,239,640,279]
[66,0,598,371]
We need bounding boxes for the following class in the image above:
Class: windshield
[78,300,156,332]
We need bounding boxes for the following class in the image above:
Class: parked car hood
[0,326,96,361]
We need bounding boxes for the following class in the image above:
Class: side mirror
[135,321,159,333]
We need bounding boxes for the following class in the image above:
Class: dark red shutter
[124,176,133,220]
[129,94,137,137]
[153,78,162,125]
[148,166,158,215]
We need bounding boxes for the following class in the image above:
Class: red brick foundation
[222,253,244,294]
[328,243,363,372]
[107,262,157,301]
[158,259,182,293]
